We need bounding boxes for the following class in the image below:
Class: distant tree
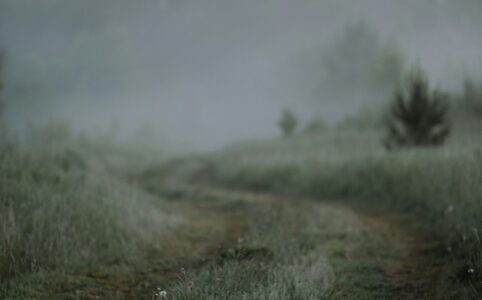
[337,105,385,130]
[0,50,8,148]
[304,117,325,134]
[0,50,5,133]
[322,21,404,106]
[278,109,298,138]
[383,68,450,149]
[462,78,482,117]
[0,50,4,118]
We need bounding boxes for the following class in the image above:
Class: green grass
[205,132,482,298]
[2,125,482,299]
[162,189,402,300]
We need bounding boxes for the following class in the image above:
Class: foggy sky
[1,0,482,149]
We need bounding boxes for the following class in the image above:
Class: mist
[1,0,482,149]
[3,2,482,298]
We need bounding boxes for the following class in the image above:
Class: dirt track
[178,185,446,299]
[36,160,448,299]
[131,158,450,299]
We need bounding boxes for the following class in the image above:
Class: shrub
[383,69,450,149]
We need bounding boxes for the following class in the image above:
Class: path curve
[171,183,446,299]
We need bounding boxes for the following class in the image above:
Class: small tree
[383,69,450,149]
[278,108,298,137]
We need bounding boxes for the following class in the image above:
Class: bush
[383,69,450,149]
[28,119,75,150]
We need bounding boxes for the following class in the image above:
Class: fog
[1,0,481,149]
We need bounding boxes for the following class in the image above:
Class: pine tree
[383,68,450,149]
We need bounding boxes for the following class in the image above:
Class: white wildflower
[153,288,167,299]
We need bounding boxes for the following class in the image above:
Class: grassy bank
[0,143,190,298]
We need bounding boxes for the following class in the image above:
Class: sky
[0,0,481,149]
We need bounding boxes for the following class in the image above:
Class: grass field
[1,125,481,299]
[203,129,482,298]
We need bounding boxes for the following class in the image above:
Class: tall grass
[0,143,182,286]
[208,135,482,296]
